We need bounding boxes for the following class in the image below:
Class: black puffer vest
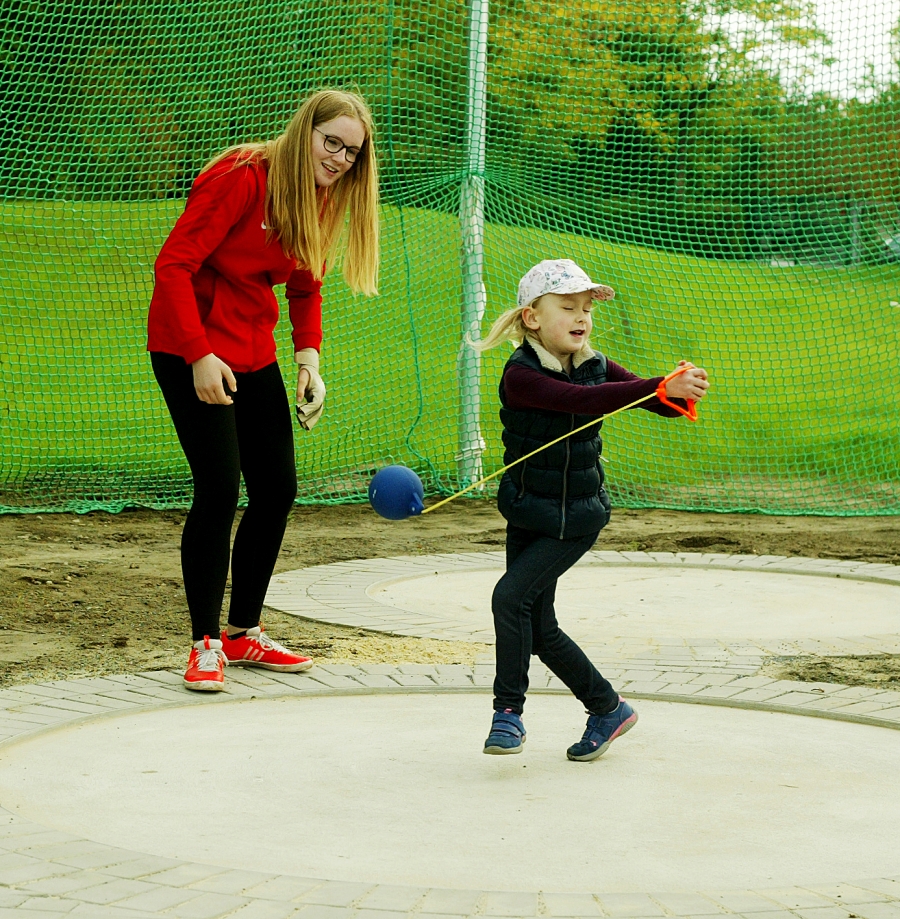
[497,339,611,540]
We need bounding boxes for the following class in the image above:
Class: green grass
[1,198,898,513]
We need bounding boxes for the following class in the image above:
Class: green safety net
[1,0,898,515]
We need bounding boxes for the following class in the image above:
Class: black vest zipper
[558,416,574,538]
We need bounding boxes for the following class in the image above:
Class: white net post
[456,0,489,489]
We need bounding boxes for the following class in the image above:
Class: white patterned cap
[517,259,615,310]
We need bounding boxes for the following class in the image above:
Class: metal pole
[457,0,489,488]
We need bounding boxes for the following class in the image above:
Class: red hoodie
[147,155,322,373]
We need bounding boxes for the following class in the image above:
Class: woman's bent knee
[248,474,297,518]
[192,474,241,513]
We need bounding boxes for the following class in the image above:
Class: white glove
[294,348,326,431]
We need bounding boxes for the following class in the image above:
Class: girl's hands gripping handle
[656,361,709,421]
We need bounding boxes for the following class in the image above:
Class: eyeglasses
[314,128,361,163]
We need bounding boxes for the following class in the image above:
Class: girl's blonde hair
[203,89,379,296]
[472,298,594,353]
[471,305,531,352]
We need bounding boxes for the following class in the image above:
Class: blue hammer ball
[369,465,425,520]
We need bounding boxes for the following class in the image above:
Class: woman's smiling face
[311,115,366,188]
[522,290,594,368]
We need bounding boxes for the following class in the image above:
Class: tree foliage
[1,0,896,260]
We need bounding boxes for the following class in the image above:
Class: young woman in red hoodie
[147,89,379,691]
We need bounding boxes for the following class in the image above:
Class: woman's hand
[191,353,237,405]
[294,349,326,430]
[296,367,310,401]
[665,362,709,402]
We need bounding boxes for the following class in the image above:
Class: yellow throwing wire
[420,390,658,516]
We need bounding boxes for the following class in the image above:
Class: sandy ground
[1,502,898,689]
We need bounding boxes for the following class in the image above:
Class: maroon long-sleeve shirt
[502,360,683,417]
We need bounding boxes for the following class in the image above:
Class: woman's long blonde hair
[203,89,379,295]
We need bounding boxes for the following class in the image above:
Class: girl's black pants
[492,524,619,716]
[151,352,297,642]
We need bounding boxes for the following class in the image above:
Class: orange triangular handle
[656,365,698,421]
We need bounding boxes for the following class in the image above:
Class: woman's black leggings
[151,352,297,641]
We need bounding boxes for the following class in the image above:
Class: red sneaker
[184,636,227,691]
[221,626,313,672]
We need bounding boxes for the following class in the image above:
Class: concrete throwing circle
[265,552,900,659]
[1,692,899,894]
[370,566,900,642]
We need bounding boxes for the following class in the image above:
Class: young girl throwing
[147,89,379,691]
[476,259,709,760]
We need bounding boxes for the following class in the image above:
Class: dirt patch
[0,502,897,688]
[762,654,900,689]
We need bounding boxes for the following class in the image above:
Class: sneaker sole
[567,713,638,762]
[483,736,526,755]
[183,678,226,691]
[227,659,314,673]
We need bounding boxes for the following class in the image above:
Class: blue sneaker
[567,697,637,761]
[483,709,526,755]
